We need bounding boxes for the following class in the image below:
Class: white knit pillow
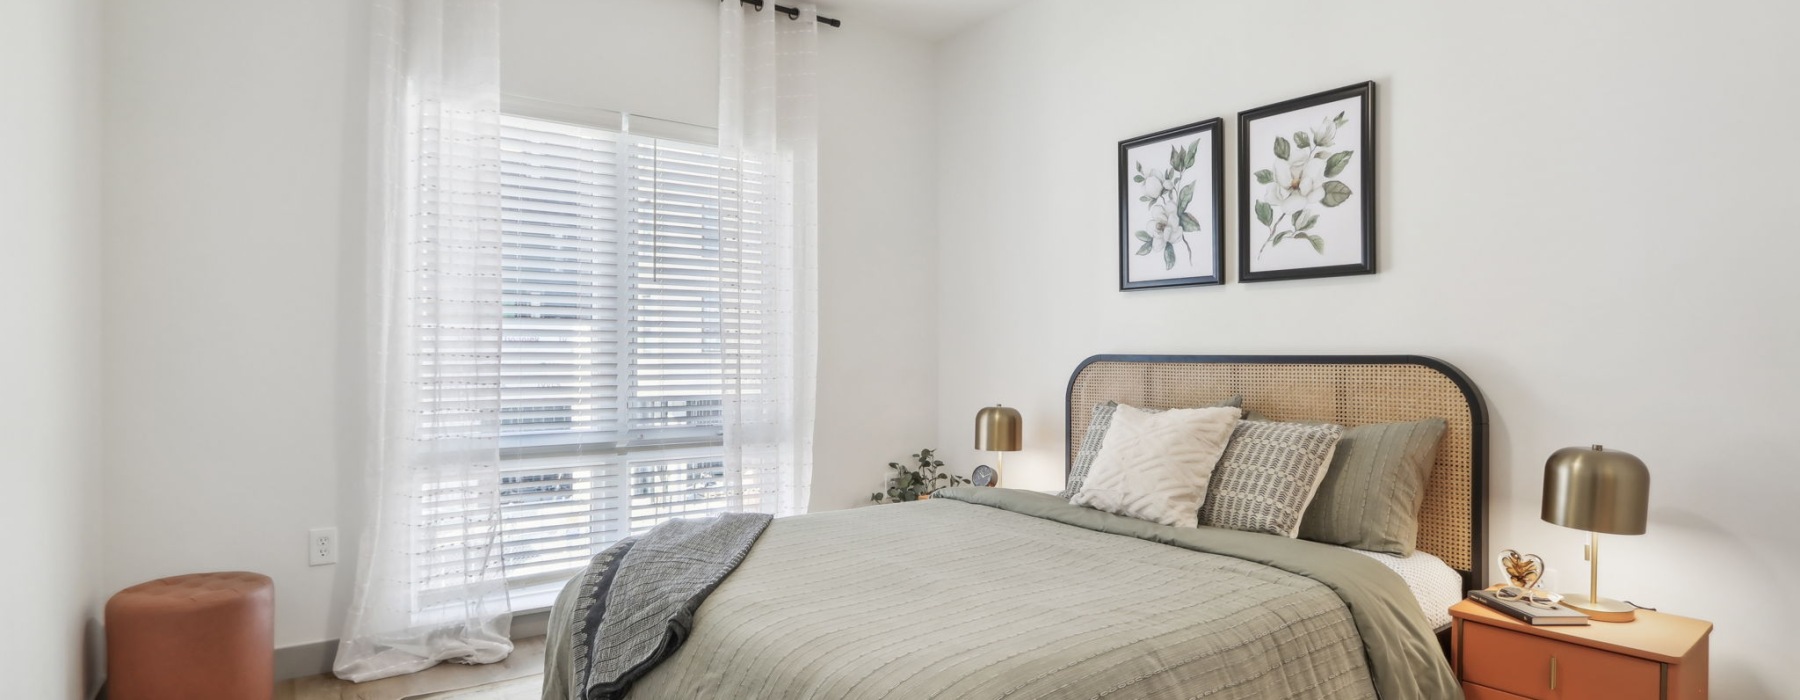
[1069,404,1241,527]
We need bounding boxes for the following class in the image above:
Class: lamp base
[1560,594,1637,622]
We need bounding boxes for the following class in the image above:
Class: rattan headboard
[1066,354,1488,590]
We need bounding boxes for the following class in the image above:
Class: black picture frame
[1118,118,1225,290]
[1237,82,1376,282]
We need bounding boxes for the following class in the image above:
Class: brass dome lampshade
[1541,444,1650,622]
[974,405,1022,485]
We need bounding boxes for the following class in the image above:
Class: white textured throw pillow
[1069,404,1241,527]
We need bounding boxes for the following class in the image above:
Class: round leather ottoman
[105,572,274,700]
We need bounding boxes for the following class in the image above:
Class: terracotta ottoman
[105,571,274,700]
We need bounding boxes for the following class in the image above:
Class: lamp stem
[996,451,1004,484]
[1589,530,1600,604]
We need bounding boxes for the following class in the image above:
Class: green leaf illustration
[1139,195,1152,203]
[1298,212,1319,231]
[1169,146,1182,170]
[1294,131,1311,149]
[1273,230,1291,245]
[1274,136,1291,161]
[1163,241,1177,269]
[1254,200,1274,227]
[1179,212,1201,232]
[1185,140,1201,168]
[1307,233,1326,254]
[1320,180,1353,207]
[1134,230,1152,242]
[1177,182,1195,213]
[1253,169,1274,185]
[1133,174,1144,183]
[1334,111,1348,127]
[1324,150,1354,178]
[1136,241,1153,256]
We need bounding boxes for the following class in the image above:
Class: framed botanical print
[1119,118,1224,290]
[1238,82,1376,282]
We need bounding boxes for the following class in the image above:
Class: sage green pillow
[1295,418,1447,556]
[1060,396,1243,499]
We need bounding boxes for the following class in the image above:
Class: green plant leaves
[1134,230,1152,242]
[1253,169,1274,185]
[1274,136,1291,161]
[1162,241,1177,269]
[1179,212,1201,232]
[1136,241,1153,256]
[1254,200,1274,227]
[1324,150,1354,178]
[1168,139,1200,172]
[1306,233,1326,253]
[1273,230,1290,246]
[1133,174,1145,183]
[1177,182,1194,213]
[1297,211,1319,231]
[1334,111,1348,127]
[1320,180,1353,207]
[1294,131,1311,149]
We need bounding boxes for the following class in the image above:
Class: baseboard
[275,639,339,681]
[276,608,552,681]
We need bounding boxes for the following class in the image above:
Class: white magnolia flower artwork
[1251,111,1353,258]
[1119,119,1222,290]
[1132,141,1203,271]
[1238,82,1375,282]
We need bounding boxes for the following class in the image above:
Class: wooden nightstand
[1450,599,1710,699]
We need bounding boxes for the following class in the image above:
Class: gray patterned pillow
[1060,396,1243,499]
[1198,420,1344,536]
[1297,418,1447,555]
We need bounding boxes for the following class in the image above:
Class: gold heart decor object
[1499,549,1545,590]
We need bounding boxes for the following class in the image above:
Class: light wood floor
[275,636,545,700]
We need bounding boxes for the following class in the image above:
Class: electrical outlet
[309,527,338,566]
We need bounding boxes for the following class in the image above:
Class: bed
[544,354,1488,700]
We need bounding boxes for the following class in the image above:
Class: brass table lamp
[974,405,1022,486]
[1540,444,1650,622]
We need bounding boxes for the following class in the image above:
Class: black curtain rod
[726,0,843,28]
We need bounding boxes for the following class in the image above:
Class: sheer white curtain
[717,1,818,517]
[336,0,512,682]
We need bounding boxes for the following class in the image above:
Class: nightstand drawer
[1462,622,1661,698]
[1462,683,1533,700]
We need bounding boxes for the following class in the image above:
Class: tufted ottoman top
[109,571,273,613]
[106,571,275,700]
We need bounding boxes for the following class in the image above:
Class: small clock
[971,464,998,487]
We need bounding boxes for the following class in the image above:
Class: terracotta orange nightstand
[1450,599,1710,699]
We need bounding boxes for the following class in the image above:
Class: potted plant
[870,448,969,504]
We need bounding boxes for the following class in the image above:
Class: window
[495,114,762,606]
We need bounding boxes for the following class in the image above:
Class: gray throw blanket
[565,511,772,700]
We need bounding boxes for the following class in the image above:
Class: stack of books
[1467,588,1590,626]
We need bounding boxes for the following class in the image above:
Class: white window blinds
[496,114,759,604]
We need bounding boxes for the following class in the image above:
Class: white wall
[2,0,105,696]
[102,0,378,650]
[100,0,937,653]
[933,1,1798,696]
